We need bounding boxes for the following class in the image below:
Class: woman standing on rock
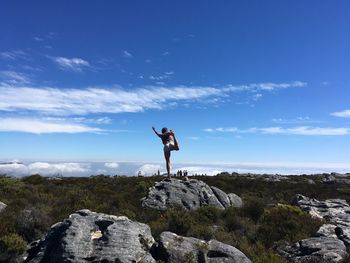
[152,127,180,180]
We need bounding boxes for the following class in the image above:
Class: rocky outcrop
[25,209,156,263]
[155,231,252,263]
[25,210,252,263]
[141,178,242,210]
[0,201,6,213]
[280,237,348,263]
[280,195,350,262]
[323,174,336,184]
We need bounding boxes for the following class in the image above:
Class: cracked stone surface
[280,195,350,262]
[25,209,156,263]
[156,231,252,263]
[141,178,242,210]
[25,210,252,263]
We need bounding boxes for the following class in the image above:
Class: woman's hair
[161,127,168,134]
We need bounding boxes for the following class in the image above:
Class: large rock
[227,193,243,208]
[142,178,242,210]
[0,201,6,213]
[25,210,253,263]
[280,237,348,263]
[322,174,336,184]
[280,195,350,262]
[25,209,156,263]
[156,231,252,263]
[293,194,350,225]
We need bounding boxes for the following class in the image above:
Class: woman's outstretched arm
[152,126,161,137]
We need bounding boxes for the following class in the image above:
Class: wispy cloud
[0,118,102,134]
[0,85,221,115]
[224,81,306,92]
[122,50,133,58]
[33,37,44,41]
[43,116,112,125]
[331,109,350,118]
[51,56,91,72]
[162,51,170,56]
[205,126,350,136]
[0,71,31,85]
[149,71,174,81]
[271,116,322,124]
[0,81,305,116]
[0,50,30,61]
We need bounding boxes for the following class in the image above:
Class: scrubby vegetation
[1,173,349,262]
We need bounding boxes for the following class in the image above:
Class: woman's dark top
[159,133,172,145]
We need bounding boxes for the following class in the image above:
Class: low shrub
[0,233,27,262]
[257,204,323,247]
[166,209,194,236]
[192,206,221,224]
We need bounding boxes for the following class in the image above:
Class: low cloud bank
[1,161,349,177]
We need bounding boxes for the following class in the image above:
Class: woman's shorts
[164,143,176,153]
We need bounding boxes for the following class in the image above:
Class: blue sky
[0,1,350,175]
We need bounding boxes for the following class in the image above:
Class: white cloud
[137,164,163,176]
[271,116,321,124]
[104,162,119,169]
[224,81,306,92]
[51,57,90,72]
[123,50,133,58]
[0,81,305,116]
[28,162,89,174]
[0,118,102,134]
[0,162,90,176]
[331,109,350,118]
[0,71,31,85]
[205,126,350,136]
[260,126,350,136]
[1,161,350,177]
[162,51,170,56]
[33,37,44,41]
[0,86,221,115]
[0,50,29,61]
[44,116,112,125]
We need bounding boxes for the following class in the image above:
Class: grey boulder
[322,174,336,184]
[142,178,242,210]
[25,209,156,263]
[280,237,348,263]
[0,201,6,213]
[156,231,252,263]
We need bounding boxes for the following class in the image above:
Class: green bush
[257,204,322,247]
[189,224,214,240]
[192,206,221,224]
[239,240,287,263]
[166,209,194,236]
[0,233,27,262]
[241,198,265,223]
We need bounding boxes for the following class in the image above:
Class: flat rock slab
[142,178,242,210]
[280,237,348,263]
[157,231,252,263]
[280,195,350,262]
[25,209,156,263]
